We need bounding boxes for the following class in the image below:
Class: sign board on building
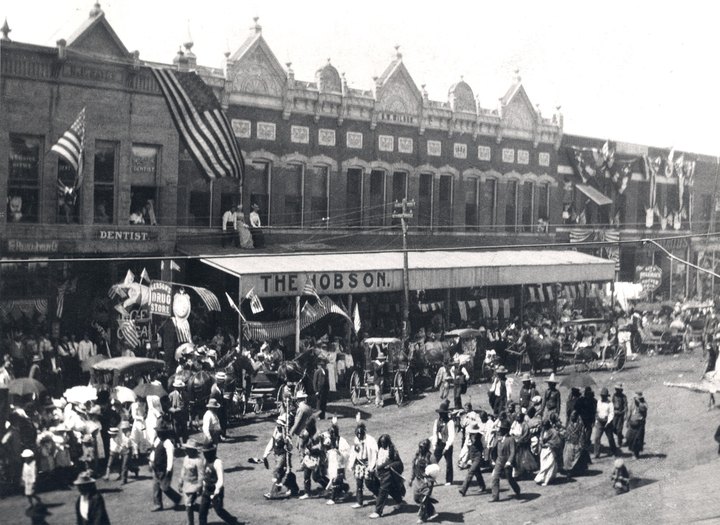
[149,281,172,317]
[636,265,662,294]
[247,270,397,298]
[97,230,158,241]
[7,239,59,253]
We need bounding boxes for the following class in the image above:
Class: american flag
[52,108,86,197]
[152,68,244,181]
[120,319,141,348]
[245,288,264,314]
[302,276,322,302]
[186,285,221,312]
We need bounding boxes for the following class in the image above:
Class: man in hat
[490,419,521,502]
[593,387,618,458]
[149,422,182,511]
[430,399,456,485]
[489,366,508,416]
[626,391,648,459]
[313,357,330,420]
[372,353,387,408]
[263,413,297,499]
[458,421,486,496]
[518,373,538,412]
[574,386,597,450]
[612,384,628,447]
[179,438,204,525]
[289,389,316,439]
[104,421,138,484]
[169,377,188,446]
[211,372,228,439]
[541,374,561,420]
[74,471,111,524]
[349,419,378,508]
[249,203,264,248]
[203,399,222,446]
[199,442,241,525]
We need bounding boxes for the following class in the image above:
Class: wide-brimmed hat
[615,383,624,391]
[172,378,186,388]
[522,373,532,382]
[108,427,120,435]
[73,471,97,486]
[424,463,440,479]
[635,391,644,398]
[251,203,260,210]
[295,389,308,400]
[206,399,221,409]
[495,365,508,375]
[436,399,451,413]
[376,353,387,361]
[32,355,43,363]
[600,387,609,396]
[183,437,203,450]
[215,372,227,381]
[546,373,558,384]
[21,449,34,459]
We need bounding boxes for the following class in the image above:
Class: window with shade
[438,175,453,228]
[369,170,386,226]
[8,135,42,223]
[129,144,161,225]
[306,165,329,226]
[538,183,550,224]
[482,178,497,227]
[417,173,433,228]
[464,177,480,230]
[346,168,363,227]
[245,161,270,226]
[521,182,534,231]
[282,163,303,227]
[93,140,117,224]
[505,180,518,231]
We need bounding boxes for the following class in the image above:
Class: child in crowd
[21,449,42,509]
[413,463,440,523]
[610,458,630,494]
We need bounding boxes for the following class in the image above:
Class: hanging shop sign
[636,265,662,294]
[97,230,158,241]
[248,270,399,298]
[149,281,172,317]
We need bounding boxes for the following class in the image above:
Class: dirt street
[2,352,718,524]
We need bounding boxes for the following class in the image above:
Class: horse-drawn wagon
[349,338,414,406]
[560,318,626,372]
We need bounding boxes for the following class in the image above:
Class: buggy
[349,338,414,406]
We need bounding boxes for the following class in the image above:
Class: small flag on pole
[302,276,321,302]
[171,260,181,272]
[140,268,150,283]
[123,269,135,285]
[225,292,246,321]
[353,303,361,334]
[246,287,264,314]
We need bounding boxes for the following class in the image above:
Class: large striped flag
[302,276,322,302]
[52,108,86,199]
[152,68,244,181]
[186,285,221,312]
[245,288,264,314]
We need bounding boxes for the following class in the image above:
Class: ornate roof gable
[376,48,421,115]
[66,4,130,59]
[228,18,286,97]
[500,73,537,131]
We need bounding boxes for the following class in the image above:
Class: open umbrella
[8,378,46,398]
[560,373,597,390]
[81,354,108,372]
[133,382,167,398]
[113,385,136,404]
[64,385,98,404]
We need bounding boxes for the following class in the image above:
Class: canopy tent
[201,249,615,298]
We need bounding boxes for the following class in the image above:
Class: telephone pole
[393,198,415,344]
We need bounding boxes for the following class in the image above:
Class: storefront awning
[201,249,615,298]
[576,183,613,206]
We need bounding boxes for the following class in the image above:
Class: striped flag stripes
[152,68,244,181]
[51,108,85,172]
[187,285,221,312]
[302,276,322,303]
[245,288,264,314]
[120,319,141,348]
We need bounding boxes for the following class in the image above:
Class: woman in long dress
[534,419,563,486]
[130,397,149,454]
[625,392,648,459]
[563,410,590,476]
[145,394,163,444]
[236,206,254,249]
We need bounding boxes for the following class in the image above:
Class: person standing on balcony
[236,205,254,249]
[221,205,238,248]
[249,203,264,248]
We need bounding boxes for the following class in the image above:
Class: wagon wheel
[254,396,264,414]
[434,367,445,391]
[350,370,363,406]
[394,372,405,406]
[613,346,627,371]
[405,369,415,398]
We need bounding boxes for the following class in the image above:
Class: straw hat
[108,427,120,435]
[183,437,202,450]
[206,399,221,409]
[495,365,508,375]
[21,449,34,459]
[546,373,558,384]
[522,373,532,382]
[173,378,186,388]
[215,372,227,381]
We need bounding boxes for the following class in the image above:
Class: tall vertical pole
[237,276,243,347]
[393,198,414,345]
[209,180,214,228]
[295,295,301,355]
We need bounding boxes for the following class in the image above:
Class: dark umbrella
[81,354,108,372]
[8,378,46,398]
[133,382,167,398]
[560,373,597,389]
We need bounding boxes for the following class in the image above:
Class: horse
[186,370,213,427]
[277,349,317,397]
[523,333,561,375]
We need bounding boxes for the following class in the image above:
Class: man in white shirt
[593,387,618,458]
[221,205,238,247]
[430,399,456,485]
[77,333,96,363]
[203,399,222,445]
[149,423,181,511]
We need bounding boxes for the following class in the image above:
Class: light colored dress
[237,212,254,249]
[145,395,163,444]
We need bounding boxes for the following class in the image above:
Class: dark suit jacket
[76,492,111,525]
[313,368,329,393]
